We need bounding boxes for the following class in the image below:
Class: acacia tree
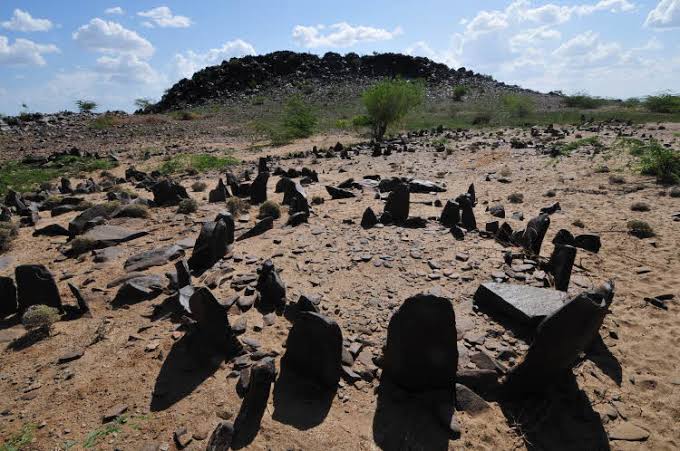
[362,79,424,140]
[75,100,98,113]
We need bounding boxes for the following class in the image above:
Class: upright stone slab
[255,260,286,313]
[15,264,62,312]
[188,218,231,272]
[549,244,577,292]
[503,283,614,394]
[361,207,378,229]
[188,287,242,354]
[522,213,550,255]
[151,179,189,207]
[455,194,476,231]
[473,282,568,325]
[208,178,230,203]
[0,276,17,318]
[232,358,276,447]
[383,293,458,391]
[384,182,410,224]
[281,312,343,387]
[440,200,460,227]
[250,172,269,204]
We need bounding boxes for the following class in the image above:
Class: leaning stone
[67,283,91,316]
[68,204,117,236]
[384,182,410,224]
[286,211,308,227]
[325,185,355,199]
[236,217,273,241]
[232,358,277,447]
[281,312,343,387]
[78,225,148,250]
[188,287,242,354]
[15,264,62,312]
[503,282,614,395]
[522,214,550,255]
[124,245,184,272]
[440,200,460,227]
[112,275,165,306]
[473,282,568,326]
[188,220,231,272]
[383,293,458,391]
[574,234,601,253]
[455,194,476,230]
[455,384,490,416]
[548,244,577,291]
[409,179,446,193]
[250,172,269,204]
[208,178,230,203]
[33,223,70,237]
[206,421,234,450]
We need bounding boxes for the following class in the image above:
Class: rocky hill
[147,51,555,113]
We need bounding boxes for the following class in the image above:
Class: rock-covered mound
[146,51,543,113]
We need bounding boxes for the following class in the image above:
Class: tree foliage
[362,79,424,140]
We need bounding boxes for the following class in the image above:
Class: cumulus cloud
[105,7,124,15]
[73,18,154,58]
[0,35,59,66]
[404,41,460,68]
[95,54,163,84]
[138,6,192,28]
[1,9,53,32]
[645,0,680,28]
[292,22,403,48]
[173,39,256,79]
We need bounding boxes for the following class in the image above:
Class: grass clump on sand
[557,136,603,156]
[158,153,238,175]
[191,181,207,192]
[0,222,18,253]
[618,138,680,184]
[176,199,198,214]
[258,200,281,219]
[0,422,38,451]
[627,220,655,238]
[22,305,60,333]
[226,197,250,216]
[116,203,149,218]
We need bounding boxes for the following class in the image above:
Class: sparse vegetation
[627,219,655,238]
[22,305,60,333]
[117,203,149,218]
[281,95,317,138]
[631,202,650,212]
[89,114,120,129]
[639,144,680,184]
[158,153,238,175]
[226,197,249,215]
[452,85,467,102]
[83,416,126,449]
[0,155,116,196]
[501,94,535,119]
[69,237,99,255]
[258,200,281,219]
[177,198,198,214]
[0,422,38,451]
[362,79,424,140]
[557,136,603,155]
[76,100,98,113]
[170,110,201,121]
[645,93,680,114]
[507,192,524,203]
[134,98,154,110]
[564,93,606,109]
[609,174,626,184]
[0,222,18,253]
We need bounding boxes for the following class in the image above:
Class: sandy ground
[0,121,679,450]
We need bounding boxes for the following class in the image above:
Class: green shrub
[69,237,99,255]
[644,93,680,113]
[564,93,605,109]
[472,112,492,125]
[507,192,524,204]
[22,305,60,331]
[281,95,317,139]
[557,136,603,155]
[637,144,680,184]
[631,202,650,212]
[362,79,424,140]
[0,222,18,253]
[226,197,249,216]
[117,203,149,218]
[258,200,281,219]
[351,114,373,128]
[502,94,535,118]
[670,186,680,197]
[177,198,198,214]
[452,85,467,102]
[627,220,654,238]
[622,98,641,108]
[170,110,200,121]
[76,100,98,113]
[134,98,154,110]
[89,114,119,129]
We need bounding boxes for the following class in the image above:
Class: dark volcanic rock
[188,287,242,353]
[361,207,379,229]
[236,217,273,241]
[488,204,505,219]
[112,275,165,306]
[440,200,460,227]
[151,179,189,206]
[232,358,277,448]
[281,311,343,387]
[188,217,233,272]
[503,283,614,394]
[0,276,18,318]
[74,226,148,254]
[383,292,458,391]
[67,283,91,316]
[522,213,550,255]
[124,245,184,272]
[206,421,234,450]
[15,264,62,311]
[255,260,286,313]
[250,172,269,204]
[473,282,568,326]
[409,179,446,193]
[68,204,116,236]
[33,223,70,237]
[208,178,230,203]
[549,244,577,291]
[574,234,601,253]
[325,185,355,199]
[384,182,410,224]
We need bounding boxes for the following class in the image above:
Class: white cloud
[73,18,154,58]
[105,7,125,15]
[95,54,163,84]
[173,39,256,79]
[404,41,460,68]
[510,26,561,50]
[0,35,59,66]
[645,0,680,28]
[1,9,53,32]
[292,22,403,48]
[138,6,192,28]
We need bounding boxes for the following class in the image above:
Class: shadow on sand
[271,365,335,430]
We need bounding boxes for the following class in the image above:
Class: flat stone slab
[473,282,568,325]
[81,225,148,246]
[124,245,184,272]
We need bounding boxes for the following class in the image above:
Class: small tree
[362,79,424,140]
[134,98,154,110]
[76,100,98,114]
[452,85,467,102]
[281,95,317,139]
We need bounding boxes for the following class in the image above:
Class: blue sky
[1,0,679,114]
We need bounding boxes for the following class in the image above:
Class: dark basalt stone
[151,179,189,207]
[548,244,577,292]
[503,283,614,395]
[250,172,269,204]
[455,194,476,231]
[208,178,230,203]
[488,204,505,219]
[15,264,62,312]
[0,276,17,318]
[408,179,446,193]
[281,311,343,387]
[111,275,165,306]
[188,218,232,272]
[325,185,355,199]
[255,260,286,313]
[383,292,458,391]
[384,182,409,224]
[124,245,184,272]
[440,200,460,227]
[361,207,379,229]
[473,282,568,326]
[522,213,550,255]
[574,234,601,253]
[232,358,276,448]
[188,287,242,353]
